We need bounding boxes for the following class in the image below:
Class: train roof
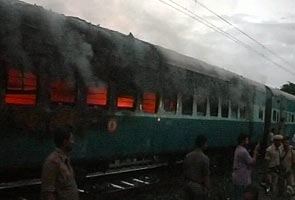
[282,91,295,101]
[270,88,295,101]
[2,0,294,98]
[155,46,234,81]
[155,45,266,93]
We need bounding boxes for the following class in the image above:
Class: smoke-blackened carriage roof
[1,0,294,100]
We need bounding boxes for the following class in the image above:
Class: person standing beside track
[279,136,295,189]
[232,133,260,200]
[41,126,79,200]
[265,134,283,196]
[183,135,210,200]
[292,133,295,148]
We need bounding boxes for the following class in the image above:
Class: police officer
[183,135,210,200]
[280,136,295,188]
[265,134,283,195]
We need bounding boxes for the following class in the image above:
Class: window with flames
[5,68,37,105]
[87,85,108,107]
[50,79,75,104]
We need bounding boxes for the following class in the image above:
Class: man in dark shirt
[41,126,79,200]
[183,135,210,200]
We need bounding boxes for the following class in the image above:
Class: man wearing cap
[280,136,295,187]
[265,134,283,195]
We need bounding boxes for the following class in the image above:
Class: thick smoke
[44,11,95,86]
[0,0,33,71]
[0,0,98,88]
[0,0,256,107]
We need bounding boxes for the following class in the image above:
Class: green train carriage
[0,0,295,182]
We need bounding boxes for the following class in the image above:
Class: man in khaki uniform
[183,135,210,200]
[280,136,295,186]
[265,134,283,195]
[41,127,79,200]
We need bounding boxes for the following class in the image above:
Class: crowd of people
[183,130,295,200]
[39,126,295,200]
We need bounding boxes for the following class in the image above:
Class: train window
[50,79,75,104]
[292,114,294,123]
[258,108,264,120]
[163,93,177,113]
[117,93,136,111]
[277,111,280,122]
[272,110,277,122]
[5,68,37,105]
[240,106,246,119]
[210,96,218,117]
[142,92,158,114]
[87,85,107,107]
[182,95,193,115]
[197,97,207,116]
[221,99,229,118]
[231,103,238,119]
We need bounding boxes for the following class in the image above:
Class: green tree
[280,82,295,95]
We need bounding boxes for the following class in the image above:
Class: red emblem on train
[107,118,118,133]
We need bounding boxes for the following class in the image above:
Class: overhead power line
[193,0,294,69]
[157,0,295,76]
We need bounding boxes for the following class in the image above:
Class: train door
[278,95,286,135]
[263,86,273,145]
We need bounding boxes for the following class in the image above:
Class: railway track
[0,161,183,200]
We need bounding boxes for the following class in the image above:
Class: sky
[21,0,295,88]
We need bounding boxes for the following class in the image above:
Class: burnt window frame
[231,102,238,119]
[116,89,137,112]
[162,92,177,114]
[141,91,159,114]
[286,112,289,123]
[196,96,207,117]
[86,83,108,109]
[182,94,193,116]
[272,110,277,122]
[49,78,77,106]
[5,67,37,106]
[209,96,219,117]
[221,98,229,118]
[239,105,247,119]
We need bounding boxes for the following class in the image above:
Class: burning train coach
[0,0,295,182]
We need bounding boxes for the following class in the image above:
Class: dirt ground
[119,159,294,200]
